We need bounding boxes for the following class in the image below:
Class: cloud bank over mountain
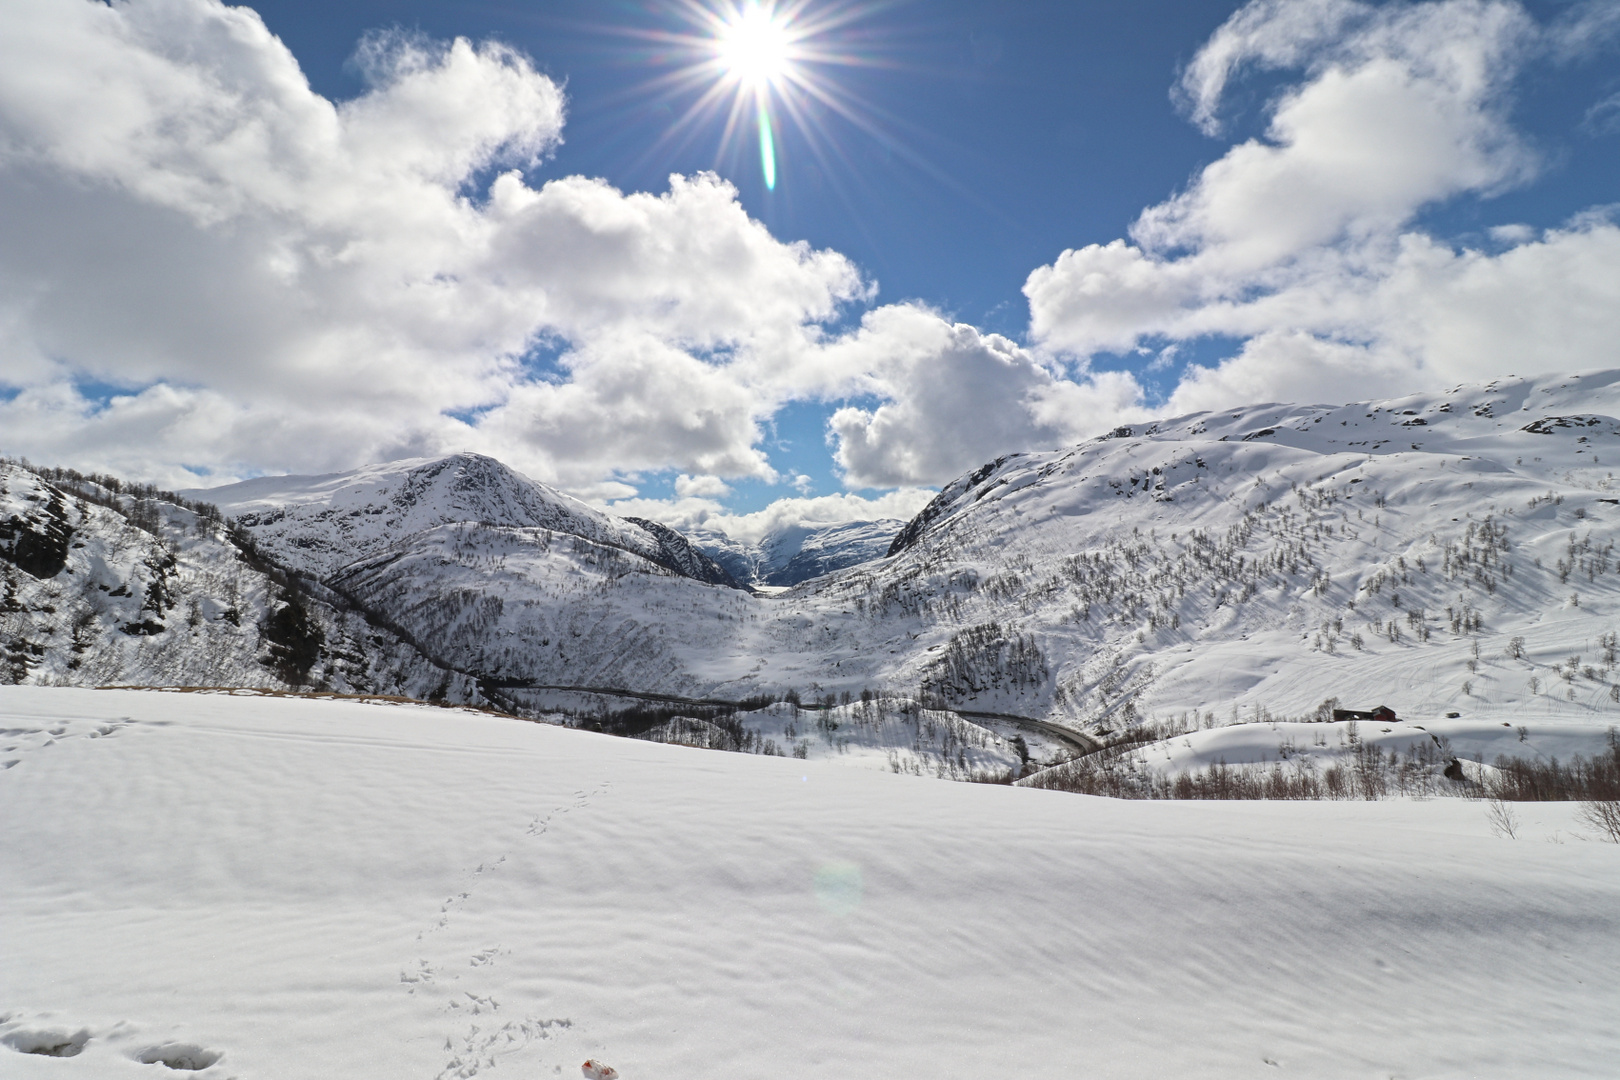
[1,0,1617,528]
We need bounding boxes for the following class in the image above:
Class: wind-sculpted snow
[3,687,1617,1077]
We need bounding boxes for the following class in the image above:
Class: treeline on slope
[574,687,885,740]
[2,457,224,535]
[575,693,788,745]
[223,523,326,686]
[843,457,1620,726]
[1025,724,1620,808]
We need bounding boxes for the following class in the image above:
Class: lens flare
[717,3,793,190]
[757,103,777,190]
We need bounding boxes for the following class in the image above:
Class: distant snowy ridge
[694,519,906,587]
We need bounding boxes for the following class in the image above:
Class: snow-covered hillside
[0,464,456,697]
[290,370,1620,744]
[2,686,1616,1079]
[845,368,1620,730]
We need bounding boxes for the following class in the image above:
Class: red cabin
[1332,706,1398,723]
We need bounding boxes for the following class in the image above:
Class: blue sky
[251,0,1620,330]
[252,0,1241,328]
[1,0,1619,531]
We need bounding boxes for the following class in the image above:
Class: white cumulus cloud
[1026,0,1620,409]
[0,0,866,494]
[4,0,1620,535]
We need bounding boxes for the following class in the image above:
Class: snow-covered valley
[1,686,1616,1079]
[691,518,906,587]
[7,369,1620,783]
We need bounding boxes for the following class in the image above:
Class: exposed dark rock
[0,486,74,579]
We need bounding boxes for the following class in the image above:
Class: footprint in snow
[2,1022,224,1073]
[435,1016,571,1080]
[2,1025,90,1057]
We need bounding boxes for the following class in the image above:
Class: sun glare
[718,5,792,89]
[714,4,796,190]
[618,1,893,198]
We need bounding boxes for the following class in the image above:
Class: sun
[712,3,799,190]
[610,1,892,197]
[717,5,793,90]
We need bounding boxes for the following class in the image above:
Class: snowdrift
[2,686,1617,1078]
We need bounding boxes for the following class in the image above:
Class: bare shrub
[1580,800,1620,842]
[1484,798,1519,839]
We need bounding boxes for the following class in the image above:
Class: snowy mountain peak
[186,453,743,589]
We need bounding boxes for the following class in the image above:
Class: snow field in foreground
[1,686,1617,1079]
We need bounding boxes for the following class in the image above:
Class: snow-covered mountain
[187,454,742,589]
[276,370,1620,744]
[11,370,1620,777]
[694,518,905,587]
[851,369,1620,731]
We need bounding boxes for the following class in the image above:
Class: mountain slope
[16,371,1620,765]
[835,369,1620,728]
[323,370,1620,741]
[0,462,471,699]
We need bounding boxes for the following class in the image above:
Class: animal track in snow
[434,1016,572,1080]
[448,991,500,1015]
[136,1042,223,1070]
[525,783,609,836]
[413,781,608,1078]
[400,958,438,992]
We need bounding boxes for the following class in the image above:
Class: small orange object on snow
[582,1059,619,1080]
